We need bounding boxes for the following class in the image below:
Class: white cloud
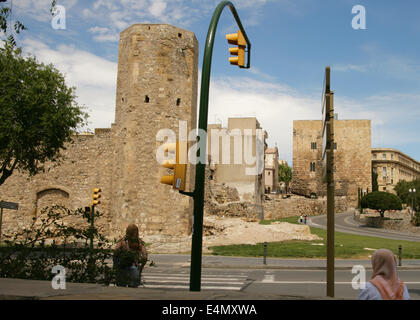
[148,0,167,18]
[13,0,78,22]
[21,38,117,131]
[334,64,367,73]
[206,76,420,164]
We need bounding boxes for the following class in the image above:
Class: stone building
[372,148,420,194]
[291,119,372,204]
[264,147,279,194]
[207,117,266,203]
[0,24,198,239]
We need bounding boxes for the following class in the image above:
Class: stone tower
[110,24,198,236]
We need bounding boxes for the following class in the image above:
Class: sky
[2,0,420,165]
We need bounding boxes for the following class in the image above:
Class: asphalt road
[309,212,420,242]
[142,266,420,300]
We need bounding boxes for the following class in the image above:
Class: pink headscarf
[370,249,404,300]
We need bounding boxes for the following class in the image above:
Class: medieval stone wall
[0,24,198,240]
[263,194,356,220]
[291,119,371,203]
[0,129,113,239]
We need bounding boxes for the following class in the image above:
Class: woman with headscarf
[359,248,410,300]
[113,224,148,287]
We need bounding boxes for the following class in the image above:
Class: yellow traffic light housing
[160,141,187,191]
[92,188,101,206]
[226,30,246,67]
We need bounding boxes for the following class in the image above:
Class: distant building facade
[372,148,420,193]
[291,119,372,203]
[264,147,279,193]
[207,117,266,204]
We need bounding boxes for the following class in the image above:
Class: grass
[210,216,420,259]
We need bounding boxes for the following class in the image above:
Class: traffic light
[160,141,187,191]
[226,30,246,67]
[92,188,101,206]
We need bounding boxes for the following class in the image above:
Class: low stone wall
[354,210,420,234]
[263,194,356,220]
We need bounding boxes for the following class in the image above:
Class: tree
[394,179,420,212]
[278,163,292,193]
[372,170,378,192]
[361,191,402,218]
[0,44,87,186]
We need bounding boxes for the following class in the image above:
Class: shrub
[0,205,116,284]
[361,191,402,218]
[412,212,420,227]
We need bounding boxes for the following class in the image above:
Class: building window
[311,142,317,150]
[373,167,377,174]
[391,167,394,177]
[382,154,386,160]
[373,154,377,160]
[310,162,316,172]
[382,167,387,177]
[268,171,270,176]
[391,154,394,160]
[333,142,337,150]
[383,187,387,191]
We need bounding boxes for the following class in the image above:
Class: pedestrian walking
[358,248,410,300]
[113,224,148,287]
[298,215,303,224]
[304,214,308,225]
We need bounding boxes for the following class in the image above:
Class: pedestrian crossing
[141,270,249,291]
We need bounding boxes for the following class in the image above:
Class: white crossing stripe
[142,272,248,291]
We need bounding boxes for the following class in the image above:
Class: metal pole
[0,206,3,243]
[189,0,251,292]
[263,242,267,265]
[398,245,402,267]
[325,67,335,298]
[90,205,94,251]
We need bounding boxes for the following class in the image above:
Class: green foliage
[278,163,292,183]
[0,44,88,185]
[394,179,420,211]
[0,206,116,284]
[411,212,420,227]
[372,170,379,192]
[361,191,403,218]
[210,227,420,259]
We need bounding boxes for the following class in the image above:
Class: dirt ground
[145,215,321,254]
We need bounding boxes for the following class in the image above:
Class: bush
[361,191,402,218]
[0,205,116,284]
[412,212,420,227]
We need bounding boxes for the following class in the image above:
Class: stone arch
[35,187,70,216]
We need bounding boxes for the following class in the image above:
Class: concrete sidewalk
[0,278,332,300]
[150,254,420,270]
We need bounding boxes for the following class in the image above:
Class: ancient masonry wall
[110,24,198,237]
[291,120,371,203]
[0,130,113,239]
[263,194,355,219]
[0,24,198,240]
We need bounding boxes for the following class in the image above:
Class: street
[142,266,420,300]
[142,254,420,299]
[309,212,420,242]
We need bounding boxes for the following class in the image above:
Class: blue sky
[3,0,420,164]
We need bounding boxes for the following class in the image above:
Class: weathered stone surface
[263,194,354,219]
[291,120,371,200]
[0,24,198,241]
